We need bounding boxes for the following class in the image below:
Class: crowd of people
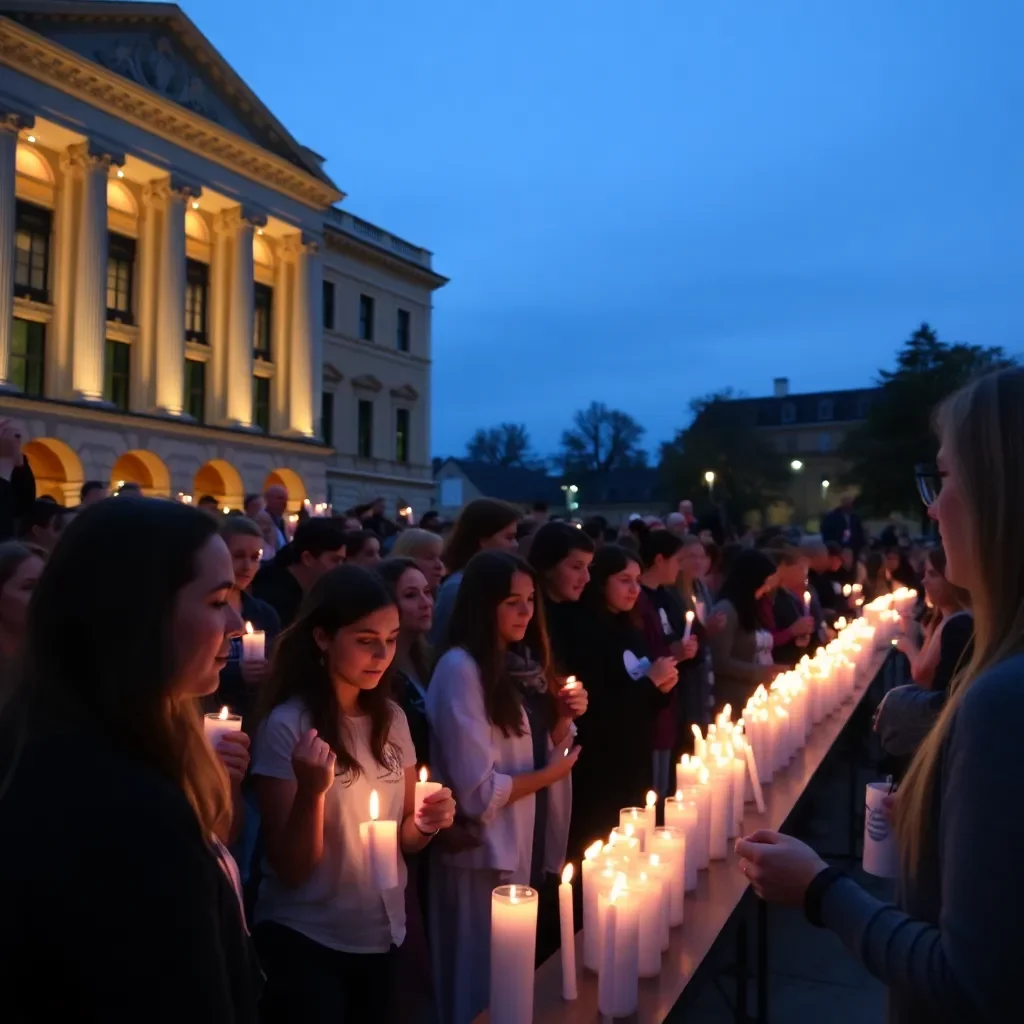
[0,366,1022,1023]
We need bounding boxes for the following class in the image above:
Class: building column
[68,140,123,403]
[152,177,199,416]
[218,206,264,428]
[285,233,322,438]
[0,113,34,390]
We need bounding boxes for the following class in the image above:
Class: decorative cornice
[143,173,201,206]
[323,362,344,384]
[213,205,267,234]
[389,384,419,401]
[351,374,383,393]
[64,137,124,174]
[0,16,342,210]
[323,228,448,290]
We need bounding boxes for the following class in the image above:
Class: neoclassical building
[0,0,446,512]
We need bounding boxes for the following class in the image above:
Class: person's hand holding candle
[734,830,828,905]
[648,656,679,693]
[558,676,589,718]
[215,730,250,784]
[416,786,457,834]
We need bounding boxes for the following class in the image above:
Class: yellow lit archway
[24,438,83,506]
[263,468,306,512]
[194,459,245,510]
[110,450,171,497]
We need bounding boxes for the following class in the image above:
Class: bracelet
[804,865,845,928]
[414,821,440,839]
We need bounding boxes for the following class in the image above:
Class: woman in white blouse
[427,551,587,1024]
[251,565,456,1023]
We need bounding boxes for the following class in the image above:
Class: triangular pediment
[2,2,337,190]
[323,362,344,384]
[390,384,419,401]
[351,374,383,393]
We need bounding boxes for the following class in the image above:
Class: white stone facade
[0,1,446,514]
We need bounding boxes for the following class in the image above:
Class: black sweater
[0,724,261,1022]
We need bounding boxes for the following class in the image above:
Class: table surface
[473,647,890,1024]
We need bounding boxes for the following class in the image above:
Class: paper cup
[863,782,900,878]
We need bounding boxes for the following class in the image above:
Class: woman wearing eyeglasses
[735,367,1024,1024]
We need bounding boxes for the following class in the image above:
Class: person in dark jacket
[820,496,865,558]
[771,546,818,667]
[561,544,678,860]
[0,498,261,1021]
[0,419,35,542]
[252,518,347,627]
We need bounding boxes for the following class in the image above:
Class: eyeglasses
[915,463,940,507]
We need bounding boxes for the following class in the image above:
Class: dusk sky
[187,0,1023,459]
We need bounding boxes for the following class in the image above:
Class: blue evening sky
[185,0,1023,459]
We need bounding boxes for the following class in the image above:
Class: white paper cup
[863,782,900,878]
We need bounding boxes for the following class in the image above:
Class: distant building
[433,458,667,525]
[1,2,446,513]
[701,377,879,525]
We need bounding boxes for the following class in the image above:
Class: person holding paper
[735,367,1024,1024]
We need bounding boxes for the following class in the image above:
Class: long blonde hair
[897,367,1024,871]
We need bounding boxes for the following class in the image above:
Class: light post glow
[790,459,803,472]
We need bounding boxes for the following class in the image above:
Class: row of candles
[487,589,914,1022]
[204,592,913,1023]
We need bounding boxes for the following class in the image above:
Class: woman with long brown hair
[250,565,455,1023]
[426,550,585,1024]
[428,498,519,647]
[0,498,260,1020]
[735,367,1024,1023]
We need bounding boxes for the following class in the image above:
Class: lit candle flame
[685,610,694,623]
[722,703,732,721]
[645,789,657,809]
[561,863,574,885]
[674,789,682,801]
[245,621,254,636]
[218,706,229,721]
[564,675,578,690]
[584,840,603,861]
[624,823,635,839]
[650,853,660,867]
[419,766,428,783]
[369,789,379,821]
[691,724,702,741]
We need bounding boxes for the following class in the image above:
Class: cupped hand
[216,730,250,783]
[292,728,336,795]
[735,830,828,906]
[418,787,456,832]
[546,743,582,782]
[558,681,589,718]
[679,636,699,661]
[649,656,679,692]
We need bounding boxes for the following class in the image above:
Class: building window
[185,359,206,423]
[396,308,411,352]
[781,401,796,424]
[357,399,374,457]
[104,339,131,411]
[323,280,335,330]
[106,233,135,324]
[818,398,834,421]
[14,201,51,303]
[253,376,270,433]
[254,283,273,361]
[185,259,209,344]
[358,294,374,341]
[395,408,410,463]
[321,391,334,446]
[10,318,45,397]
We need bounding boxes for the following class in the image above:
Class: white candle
[359,789,399,890]
[679,781,711,871]
[559,865,577,1000]
[491,884,538,1024]
[631,872,662,978]
[643,789,658,837]
[691,724,707,761]
[683,609,695,641]
[608,826,640,860]
[597,878,639,1019]
[729,752,746,835]
[581,842,609,973]
[203,705,241,747]
[675,753,702,794]
[740,735,766,813]
[241,620,265,661]
[413,766,442,824]
[618,808,648,853]
[649,827,686,926]
[663,793,699,891]
[803,589,812,616]
[708,765,731,860]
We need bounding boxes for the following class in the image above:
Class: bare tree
[559,402,647,473]
[465,423,538,467]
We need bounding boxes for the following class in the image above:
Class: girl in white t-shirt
[251,565,456,1024]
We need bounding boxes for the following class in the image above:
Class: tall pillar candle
[558,865,577,1000]
[644,853,674,946]
[597,880,639,1019]
[630,873,662,978]
[664,794,699,891]
[583,856,618,973]
[707,766,731,860]
[359,790,399,890]
[619,807,648,852]
[241,621,266,661]
[676,753,702,794]
[491,885,538,1024]
[730,753,746,835]
[650,828,686,926]
[679,782,711,871]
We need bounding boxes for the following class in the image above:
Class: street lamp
[790,459,803,472]
[703,470,715,502]
[561,483,579,515]
[821,479,830,503]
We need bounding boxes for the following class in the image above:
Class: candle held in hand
[558,865,577,1000]
[241,620,265,662]
[413,766,442,824]
[359,789,399,890]
[683,609,695,642]
[803,590,812,616]
[203,706,241,747]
